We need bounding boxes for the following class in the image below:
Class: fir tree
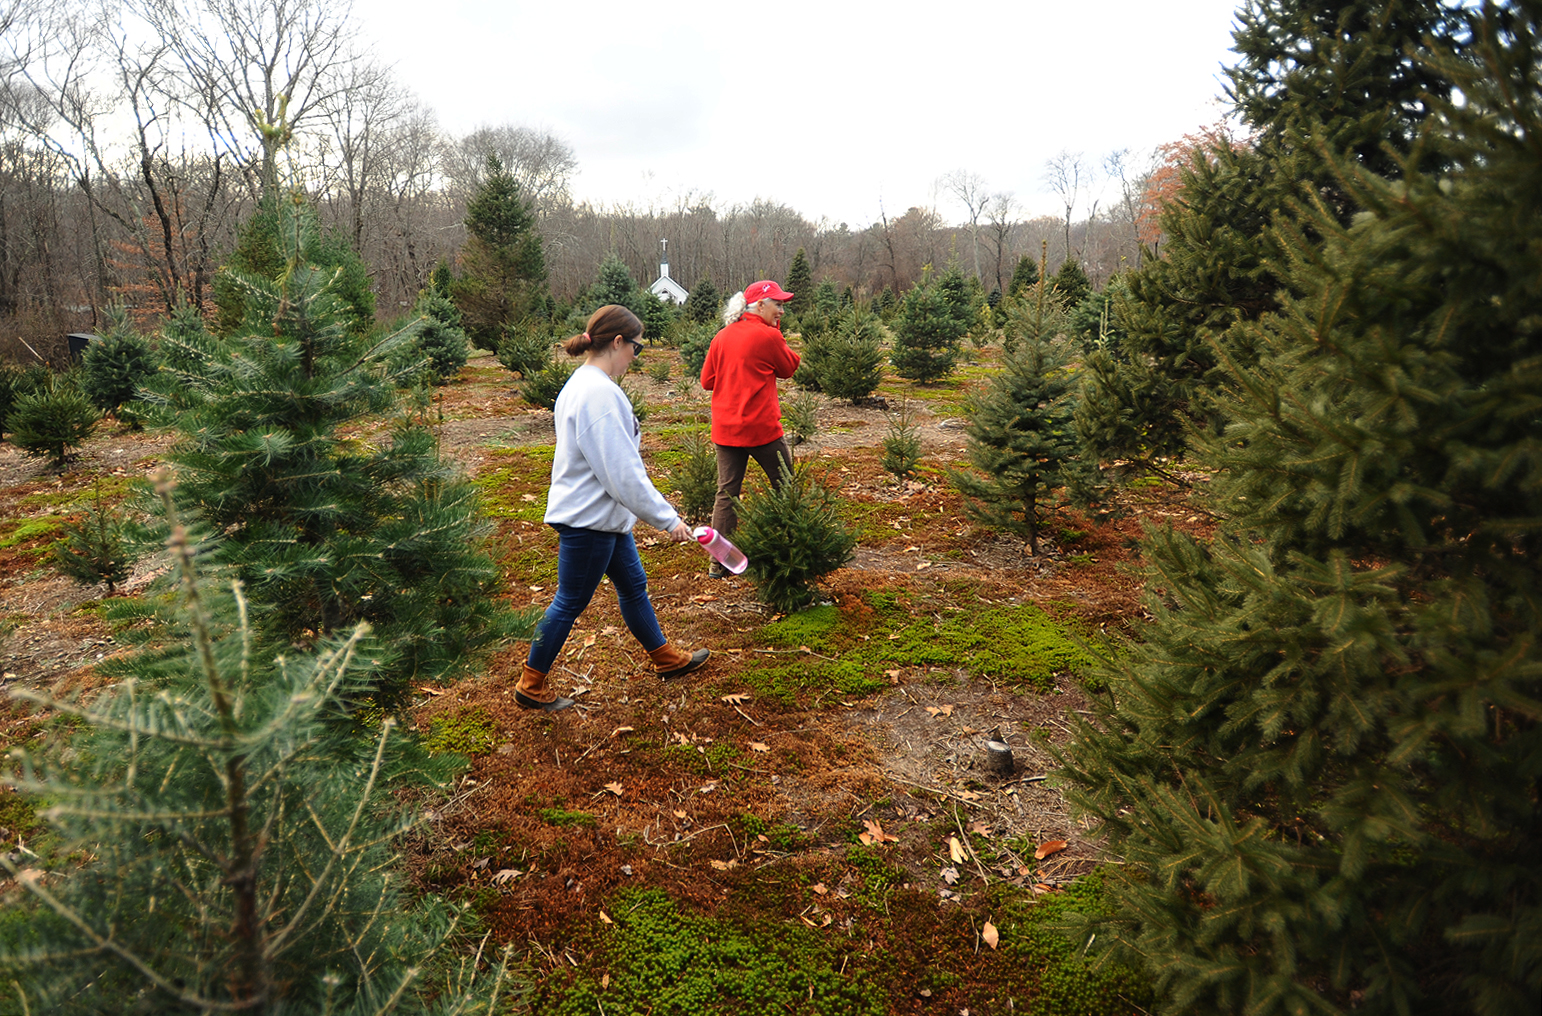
[455,155,548,350]
[498,323,555,380]
[392,291,469,387]
[593,251,640,311]
[684,274,720,324]
[880,399,923,482]
[9,375,98,469]
[1077,0,1463,476]
[50,479,134,594]
[637,290,676,344]
[794,307,885,403]
[733,462,855,614]
[1008,254,1039,297]
[0,363,50,441]
[144,191,524,707]
[213,199,375,340]
[2,500,518,1013]
[678,322,715,382]
[949,334,1080,555]
[785,247,813,314]
[1049,258,1091,309]
[890,275,966,383]
[1058,8,1542,1013]
[79,305,159,424]
[936,258,974,337]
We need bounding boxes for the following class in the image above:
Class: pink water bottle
[693,526,748,574]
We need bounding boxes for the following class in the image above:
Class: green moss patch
[551,888,886,1016]
[474,447,556,522]
[421,707,497,756]
[752,596,1091,691]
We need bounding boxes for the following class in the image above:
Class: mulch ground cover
[0,345,1211,1014]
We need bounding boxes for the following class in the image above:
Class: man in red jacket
[699,279,802,577]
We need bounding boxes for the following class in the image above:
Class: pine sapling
[781,389,821,447]
[2,485,522,1013]
[50,478,135,594]
[733,461,855,614]
[881,398,924,482]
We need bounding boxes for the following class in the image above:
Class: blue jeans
[526,524,666,674]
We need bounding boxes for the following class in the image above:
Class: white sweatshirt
[543,363,682,534]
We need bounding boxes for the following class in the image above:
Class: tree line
[0,0,1162,362]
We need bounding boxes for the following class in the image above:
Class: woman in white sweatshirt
[515,304,710,711]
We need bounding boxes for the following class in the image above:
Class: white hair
[722,292,747,327]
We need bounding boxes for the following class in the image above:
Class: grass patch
[421,707,497,756]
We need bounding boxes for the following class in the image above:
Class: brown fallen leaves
[859,818,899,846]
[1034,839,1068,860]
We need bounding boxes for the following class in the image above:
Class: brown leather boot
[648,643,710,680]
[515,663,573,712]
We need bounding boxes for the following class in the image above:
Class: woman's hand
[668,521,694,544]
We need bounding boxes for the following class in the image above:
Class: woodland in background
[0,0,1170,361]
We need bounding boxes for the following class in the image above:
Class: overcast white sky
[356,0,1243,228]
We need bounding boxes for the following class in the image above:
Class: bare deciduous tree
[1044,149,1085,266]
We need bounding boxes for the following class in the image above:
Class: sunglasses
[627,339,645,356]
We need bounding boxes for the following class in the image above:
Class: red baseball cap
[743,280,794,303]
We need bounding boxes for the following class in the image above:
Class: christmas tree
[684,274,720,324]
[143,190,524,707]
[889,272,966,383]
[79,305,159,424]
[1058,6,1542,1013]
[785,247,813,315]
[1078,0,1461,474]
[3,493,518,1012]
[454,155,548,350]
[950,333,1080,555]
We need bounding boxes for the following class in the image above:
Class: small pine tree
[733,462,855,614]
[1009,254,1040,297]
[949,334,1080,555]
[668,430,718,525]
[880,399,923,482]
[9,376,99,469]
[890,275,965,383]
[678,322,715,382]
[781,389,820,446]
[79,306,159,424]
[796,307,885,403]
[519,355,576,410]
[50,480,134,594]
[3,507,518,1012]
[498,323,555,379]
[454,155,548,350]
[684,275,720,324]
[393,291,469,386]
[637,290,677,344]
[593,251,640,310]
[0,363,50,441]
